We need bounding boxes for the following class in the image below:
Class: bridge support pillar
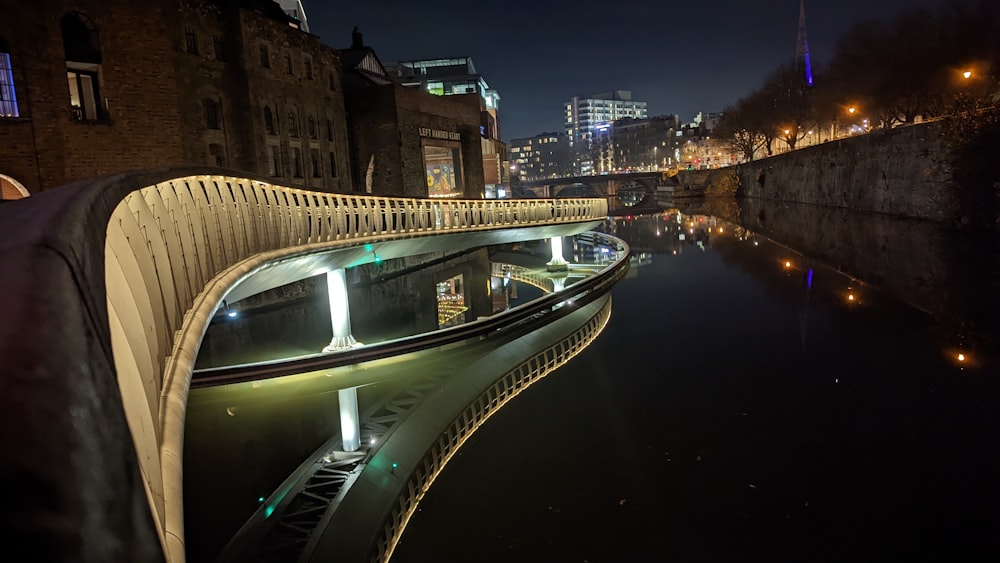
[551,275,567,292]
[339,387,361,452]
[323,268,361,352]
[547,236,569,272]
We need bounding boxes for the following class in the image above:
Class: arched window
[61,13,104,120]
[306,114,317,139]
[0,37,18,117]
[287,109,299,138]
[203,98,220,129]
[264,106,276,135]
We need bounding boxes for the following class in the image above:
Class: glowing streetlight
[848,107,856,114]
[957,353,966,362]
[963,70,972,79]
[784,260,792,269]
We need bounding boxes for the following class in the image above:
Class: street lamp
[963,70,973,79]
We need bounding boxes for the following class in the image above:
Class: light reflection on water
[183,237,619,561]
[186,201,998,562]
[391,201,999,563]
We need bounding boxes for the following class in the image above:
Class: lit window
[0,37,19,117]
[62,13,105,121]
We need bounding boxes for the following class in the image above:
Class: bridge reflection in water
[184,233,628,562]
[0,168,614,563]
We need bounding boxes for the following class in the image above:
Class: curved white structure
[101,173,607,561]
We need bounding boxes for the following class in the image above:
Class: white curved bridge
[0,168,608,562]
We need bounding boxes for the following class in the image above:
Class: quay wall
[734,122,957,221]
[676,118,1000,226]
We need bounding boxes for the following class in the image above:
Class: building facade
[564,90,647,175]
[610,115,681,172]
[508,132,572,181]
[341,38,485,199]
[388,56,506,197]
[0,0,352,197]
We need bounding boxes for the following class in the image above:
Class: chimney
[351,26,364,49]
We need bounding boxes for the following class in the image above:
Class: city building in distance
[610,114,681,172]
[508,132,572,181]
[565,90,648,175]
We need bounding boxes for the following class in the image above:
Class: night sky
[303,0,956,141]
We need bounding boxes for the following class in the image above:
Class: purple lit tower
[796,0,814,87]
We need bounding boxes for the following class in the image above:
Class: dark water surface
[391,201,1000,562]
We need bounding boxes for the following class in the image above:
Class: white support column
[547,236,569,272]
[323,268,360,352]
[551,276,567,293]
[339,387,361,452]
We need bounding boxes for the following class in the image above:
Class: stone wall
[0,0,186,193]
[346,85,485,198]
[0,0,353,194]
[734,121,958,222]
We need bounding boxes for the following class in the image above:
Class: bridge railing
[109,173,607,562]
[0,166,607,563]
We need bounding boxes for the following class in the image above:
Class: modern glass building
[564,90,647,174]
[274,0,309,32]
[565,90,647,147]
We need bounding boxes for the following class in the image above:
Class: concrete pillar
[547,236,569,272]
[551,276,567,292]
[339,387,361,452]
[323,268,360,352]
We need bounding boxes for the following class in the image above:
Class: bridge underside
[225,222,603,303]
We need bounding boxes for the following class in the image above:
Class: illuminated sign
[419,127,461,141]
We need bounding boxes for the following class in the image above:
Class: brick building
[341,34,485,198]
[0,0,353,197]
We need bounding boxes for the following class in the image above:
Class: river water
[390,198,999,562]
[186,197,999,562]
